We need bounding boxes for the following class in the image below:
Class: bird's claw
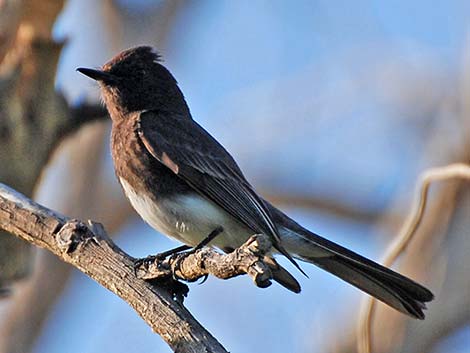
[133,254,158,276]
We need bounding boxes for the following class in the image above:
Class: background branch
[357,163,470,353]
[0,121,134,353]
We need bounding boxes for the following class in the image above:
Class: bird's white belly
[119,177,252,248]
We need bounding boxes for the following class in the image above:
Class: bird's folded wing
[137,110,281,243]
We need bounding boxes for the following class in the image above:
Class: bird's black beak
[76,67,117,85]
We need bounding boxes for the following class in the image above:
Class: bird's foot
[133,254,157,274]
[133,227,224,301]
[133,244,191,274]
[134,252,190,303]
[134,226,224,275]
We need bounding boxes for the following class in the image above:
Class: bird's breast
[119,177,252,248]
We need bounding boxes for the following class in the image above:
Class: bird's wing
[137,110,303,273]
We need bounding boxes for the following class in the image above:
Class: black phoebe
[77,46,433,319]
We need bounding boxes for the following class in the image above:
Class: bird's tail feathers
[283,228,434,319]
[264,256,301,293]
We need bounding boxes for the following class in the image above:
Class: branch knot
[55,220,98,254]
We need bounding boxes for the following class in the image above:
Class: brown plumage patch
[161,152,179,174]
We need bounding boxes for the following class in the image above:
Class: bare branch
[136,234,273,289]
[357,163,470,353]
[0,183,228,353]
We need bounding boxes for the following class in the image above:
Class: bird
[77,46,433,319]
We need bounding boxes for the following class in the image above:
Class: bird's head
[77,46,189,119]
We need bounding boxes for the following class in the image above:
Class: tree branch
[135,234,273,288]
[0,183,230,353]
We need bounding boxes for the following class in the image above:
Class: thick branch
[0,183,227,353]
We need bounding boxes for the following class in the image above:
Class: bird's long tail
[280,225,434,319]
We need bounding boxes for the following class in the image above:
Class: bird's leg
[191,226,224,252]
[134,226,223,270]
[134,226,223,283]
[156,244,192,259]
[133,244,191,271]
[172,226,224,284]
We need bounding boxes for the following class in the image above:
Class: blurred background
[0,0,469,352]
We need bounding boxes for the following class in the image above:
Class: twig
[136,234,273,288]
[357,163,470,353]
[0,183,233,353]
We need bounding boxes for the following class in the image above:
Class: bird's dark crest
[102,46,162,72]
